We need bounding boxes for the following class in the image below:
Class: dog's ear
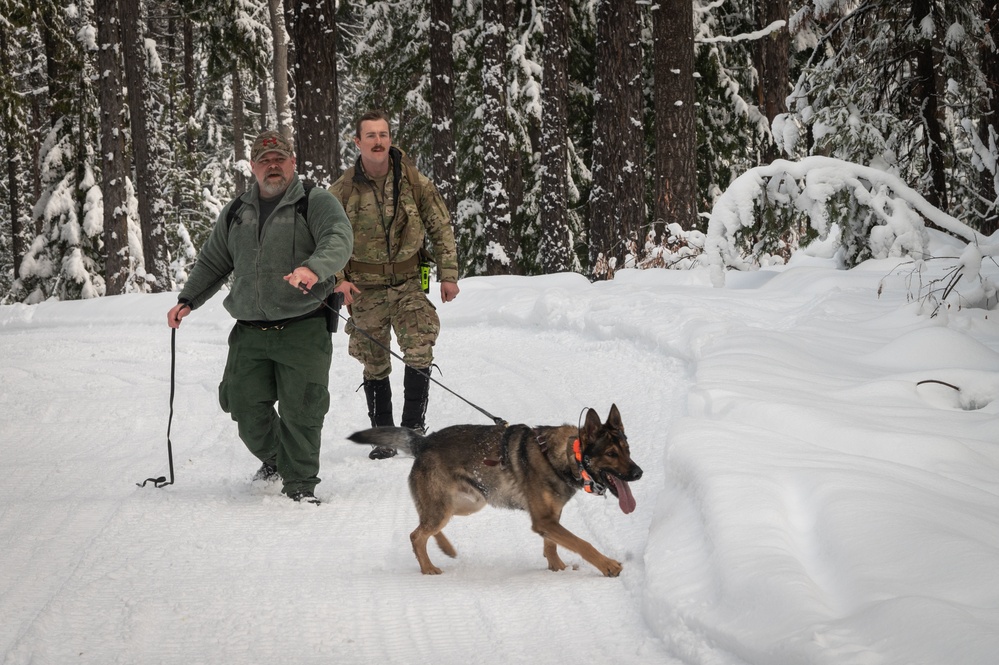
[582,407,602,441]
[607,403,623,431]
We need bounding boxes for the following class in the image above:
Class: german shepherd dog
[347,404,642,576]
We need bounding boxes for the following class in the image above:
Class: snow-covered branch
[696,20,786,44]
[705,156,998,311]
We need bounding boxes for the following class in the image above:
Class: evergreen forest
[1,0,998,303]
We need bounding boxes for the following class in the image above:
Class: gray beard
[259,174,288,198]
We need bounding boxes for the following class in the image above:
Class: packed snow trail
[0,285,686,664]
[5,263,997,665]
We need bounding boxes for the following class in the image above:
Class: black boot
[401,365,431,434]
[363,377,397,459]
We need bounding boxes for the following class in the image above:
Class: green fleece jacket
[180,176,353,321]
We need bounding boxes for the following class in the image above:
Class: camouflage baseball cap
[251,130,294,161]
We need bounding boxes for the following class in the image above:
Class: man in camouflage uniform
[330,110,460,459]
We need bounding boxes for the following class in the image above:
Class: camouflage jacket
[328,147,458,287]
[179,175,353,321]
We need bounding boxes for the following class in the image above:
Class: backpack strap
[400,153,425,209]
[225,195,246,231]
[332,168,356,210]
[297,181,315,221]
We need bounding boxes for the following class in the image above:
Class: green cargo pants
[345,278,440,381]
[218,316,332,496]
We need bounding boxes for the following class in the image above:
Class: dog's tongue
[609,476,636,514]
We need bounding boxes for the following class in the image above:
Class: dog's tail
[346,426,425,456]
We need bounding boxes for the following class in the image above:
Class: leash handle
[138,328,177,488]
[302,286,505,426]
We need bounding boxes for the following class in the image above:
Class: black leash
[303,286,506,426]
[137,328,177,488]
[137,286,502,489]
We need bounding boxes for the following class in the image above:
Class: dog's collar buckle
[573,438,605,496]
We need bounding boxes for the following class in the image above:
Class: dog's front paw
[600,559,623,577]
[420,564,444,575]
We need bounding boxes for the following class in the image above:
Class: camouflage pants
[346,277,440,380]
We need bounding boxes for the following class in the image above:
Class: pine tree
[481,0,514,275]
[268,0,291,136]
[784,0,994,253]
[589,0,644,279]
[503,0,547,276]
[651,0,698,243]
[0,2,33,295]
[977,0,999,234]
[15,0,107,302]
[289,0,340,185]
[693,0,765,214]
[429,0,457,215]
[121,0,170,291]
[539,0,572,273]
[94,0,132,295]
[754,0,789,163]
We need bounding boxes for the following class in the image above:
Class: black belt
[237,307,324,331]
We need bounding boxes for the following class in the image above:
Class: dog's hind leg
[410,489,454,574]
[411,530,442,575]
[411,517,450,575]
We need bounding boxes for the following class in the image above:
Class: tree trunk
[652,0,698,242]
[755,0,789,163]
[481,0,513,275]
[911,0,947,211]
[589,0,644,279]
[0,23,25,282]
[289,0,340,185]
[120,0,168,291]
[29,51,43,233]
[269,0,291,138]
[183,15,196,155]
[259,78,271,131]
[94,0,131,295]
[979,0,999,235]
[430,0,457,216]
[232,63,248,194]
[539,0,571,273]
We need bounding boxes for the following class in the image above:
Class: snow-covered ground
[2,243,998,664]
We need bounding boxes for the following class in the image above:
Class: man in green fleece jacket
[166,130,353,505]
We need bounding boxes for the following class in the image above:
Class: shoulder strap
[297,181,315,221]
[225,194,246,231]
[400,155,425,208]
[333,168,356,210]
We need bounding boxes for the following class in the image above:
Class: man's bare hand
[334,280,362,306]
[440,281,460,303]
[167,303,191,329]
[284,267,319,292]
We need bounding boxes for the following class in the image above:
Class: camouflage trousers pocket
[397,292,440,348]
